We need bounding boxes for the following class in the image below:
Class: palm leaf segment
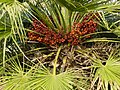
[92,50,120,89]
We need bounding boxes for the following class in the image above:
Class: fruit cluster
[28,14,97,46]
[65,19,97,45]
[28,19,65,46]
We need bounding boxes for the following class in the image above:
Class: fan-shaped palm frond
[26,69,75,90]
[0,47,80,90]
[76,47,120,90]
[91,49,120,90]
[57,0,120,13]
[0,0,33,42]
[0,0,35,66]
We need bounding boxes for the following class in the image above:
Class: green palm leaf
[0,0,14,3]
[92,50,120,89]
[76,48,120,90]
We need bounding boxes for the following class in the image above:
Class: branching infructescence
[28,13,98,46]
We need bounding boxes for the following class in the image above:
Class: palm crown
[0,0,120,90]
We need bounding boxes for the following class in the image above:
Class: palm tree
[0,0,120,90]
